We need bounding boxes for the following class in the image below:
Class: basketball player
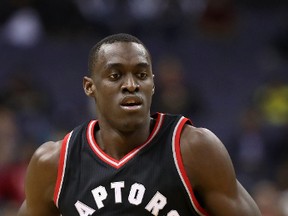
[18,33,261,215]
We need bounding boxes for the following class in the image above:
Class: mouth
[120,96,143,111]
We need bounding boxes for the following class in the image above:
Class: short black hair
[88,33,149,74]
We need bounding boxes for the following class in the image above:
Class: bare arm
[18,141,62,216]
[181,125,261,216]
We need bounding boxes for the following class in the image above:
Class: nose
[121,74,139,93]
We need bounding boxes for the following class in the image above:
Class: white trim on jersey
[54,131,73,208]
[172,116,208,216]
[87,113,164,169]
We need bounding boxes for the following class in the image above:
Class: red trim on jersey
[53,132,72,207]
[173,117,209,216]
[87,113,164,169]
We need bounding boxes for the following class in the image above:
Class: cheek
[95,84,117,104]
[143,86,154,106]
[146,83,155,96]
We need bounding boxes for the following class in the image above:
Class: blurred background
[0,0,288,215]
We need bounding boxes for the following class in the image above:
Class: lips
[120,96,143,107]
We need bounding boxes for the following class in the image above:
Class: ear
[152,85,155,95]
[83,76,95,97]
[152,74,155,95]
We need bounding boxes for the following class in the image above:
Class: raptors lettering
[74,181,180,216]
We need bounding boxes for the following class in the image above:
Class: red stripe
[53,132,71,206]
[174,118,209,216]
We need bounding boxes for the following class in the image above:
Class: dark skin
[18,42,261,216]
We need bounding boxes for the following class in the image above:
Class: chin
[120,113,149,131]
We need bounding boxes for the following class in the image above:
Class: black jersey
[54,113,208,216]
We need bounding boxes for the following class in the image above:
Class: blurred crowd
[0,0,235,44]
[0,0,288,215]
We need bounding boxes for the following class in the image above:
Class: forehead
[97,42,150,66]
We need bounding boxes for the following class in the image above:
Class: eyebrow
[136,62,150,68]
[105,62,150,70]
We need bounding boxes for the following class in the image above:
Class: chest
[59,141,189,216]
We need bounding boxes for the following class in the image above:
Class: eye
[108,72,121,80]
[137,72,148,80]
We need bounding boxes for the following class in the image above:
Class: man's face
[85,42,154,131]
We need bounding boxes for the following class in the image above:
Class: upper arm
[181,126,261,216]
[18,141,61,216]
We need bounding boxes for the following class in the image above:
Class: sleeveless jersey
[54,113,208,216]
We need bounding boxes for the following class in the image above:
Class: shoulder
[179,124,262,215]
[180,124,235,187]
[18,141,63,216]
[180,124,226,157]
[31,140,62,172]
[26,140,63,200]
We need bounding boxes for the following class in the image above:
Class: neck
[95,117,156,160]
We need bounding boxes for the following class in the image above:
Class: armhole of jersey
[53,131,73,208]
[172,117,209,216]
